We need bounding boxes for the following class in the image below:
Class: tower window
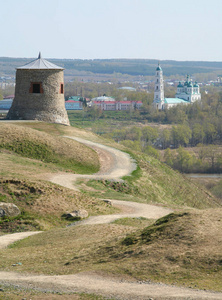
[33,84,40,93]
[60,83,64,94]
[29,82,43,94]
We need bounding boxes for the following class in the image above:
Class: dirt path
[50,136,137,191]
[74,199,172,225]
[0,231,42,249]
[1,136,220,299]
[0,271,221,300]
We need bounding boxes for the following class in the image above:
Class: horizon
[0,56,222,63]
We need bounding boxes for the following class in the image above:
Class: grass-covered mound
[131,153,221,208]
[80,151,221,209]
[97,209,222,291]
[2,210,222,291]
[0,123,99,174]
[0,177,116,232]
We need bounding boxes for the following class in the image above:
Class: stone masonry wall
[7,69,70,126]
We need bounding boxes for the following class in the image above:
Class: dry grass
[132,153,221,208]
[1,210,222,291]
[10,121,127,150]
[0,152,60,179]
[0,224,134,275]
[0,284,108,300]
[0,177,117,232]
[82,153,221,209]
[0,123,99,174]
[0,121,222,292]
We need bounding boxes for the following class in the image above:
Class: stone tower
[7,53,70,125]
[153,63,164,110]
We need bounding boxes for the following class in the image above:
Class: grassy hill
[0,121,222,294]
[0,123,99,174]
[1,209,221,291]
[0,122,116,232]
[78,151,221,209]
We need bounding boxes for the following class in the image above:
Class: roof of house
[68,96,80,101]
[164,98,188,104]
[66,100,81,103]
[118,87,136,91]
[3,95,14,99]
[92,100,143,104]
[93,101,116,104]
[17,52,64,70]
[92,96,115,101]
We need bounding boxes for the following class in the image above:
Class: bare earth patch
[0,271,221,300]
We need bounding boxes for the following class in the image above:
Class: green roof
[193,82,199,87]
[156,66,162,71]
[177,82,183,87]
[164,98,188,104]
[68,96,80,101]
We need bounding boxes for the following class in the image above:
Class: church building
[153,64,201,110]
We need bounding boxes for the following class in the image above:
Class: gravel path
[1,136,220,299]
[0,271,221,300]
[50,136,137,191]
[73,199,172,225]
[0,231,42,249]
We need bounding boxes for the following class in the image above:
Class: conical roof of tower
[17,52,64,70]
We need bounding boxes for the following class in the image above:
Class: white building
[153,64,201,110]
[91,96,115,102]
[175,75,201,103]
[91,100,143,111]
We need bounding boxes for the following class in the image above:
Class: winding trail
[73,199,172,225]
[50,136,137,191]
[0,231,41,249]
[1,136,221,299]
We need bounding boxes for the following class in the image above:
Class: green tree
[174,146,195,173]
[159,129,171,149]
[144,145,159,159]
[120,140,142,152]
[171,124,192,148]
[141,126,158,145]
[126,127,142,141]
[164,148,174,167]
[165,106,188,124]
[192,123,205,146]
[203,122,217,144]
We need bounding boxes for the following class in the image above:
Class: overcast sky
[1,0,222,61]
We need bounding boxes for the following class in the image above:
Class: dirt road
[0,271,221,300]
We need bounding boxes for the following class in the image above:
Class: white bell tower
[153,63,164,110]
